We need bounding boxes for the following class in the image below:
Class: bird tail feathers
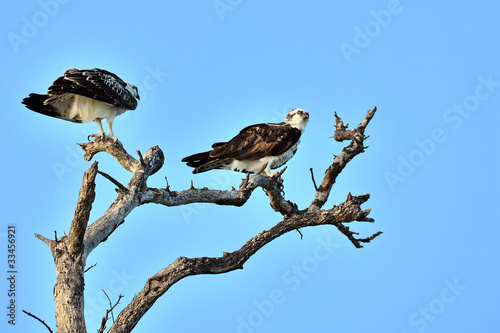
[22,93,71,121]
[22,94,55,117]
[182,151,230,174]
[182,151,212,168]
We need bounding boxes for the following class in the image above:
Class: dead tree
[31,107,381,333]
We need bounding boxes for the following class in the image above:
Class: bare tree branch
[78,139,140,173]
[34,107,380,333]
[34,233,54,247]
[309,106,377,211]
[101,290,115,322]
[49,163,102,332]
[107,108,380,332]
[84,263,97,272]
[98,293,124,333]
[309,168,318,191]
[68,161,97,255]
[108,192,379,333]
[23,310,54,333]
[33,162,100,333]
[140,171,299,216]
[83,146,164,258]
[136,150,146,167]
[97,170,129,194]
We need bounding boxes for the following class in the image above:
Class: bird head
[285,109,309,132]
[126,83,140,101]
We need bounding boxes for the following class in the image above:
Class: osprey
[182,109,309,175]
[22,68,140,140]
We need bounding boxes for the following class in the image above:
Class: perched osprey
[182,109,309,175]
[22,68,140,140]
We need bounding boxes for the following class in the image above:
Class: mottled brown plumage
[182,109,309,175]
[22,68,139,140]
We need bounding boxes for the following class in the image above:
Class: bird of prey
[22,68,140,140]
[182,109,309,175]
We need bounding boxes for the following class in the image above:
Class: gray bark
[33,107,381,332]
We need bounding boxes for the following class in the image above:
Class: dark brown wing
[47,68,137,110]
[210,123,301,161]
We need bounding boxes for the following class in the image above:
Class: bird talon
[88,133,108,141]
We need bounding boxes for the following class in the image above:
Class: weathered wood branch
[68,161,97,255]
[22,310,54,333]
[34,107,380,333]
[50,163,99,333]
[34,162,100,333]
[309,106,377,211]
[97,170,129,194]
[34,233,54,248]
[98,292,124,333]
[83,145,164,258]
[78,139,140,173]
[107,192,379,333]
[140,171,299,216]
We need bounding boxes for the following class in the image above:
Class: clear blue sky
[1,1,499,332]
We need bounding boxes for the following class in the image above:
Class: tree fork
[32,107,380,333]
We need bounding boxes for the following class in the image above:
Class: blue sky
[1,1,499,332]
